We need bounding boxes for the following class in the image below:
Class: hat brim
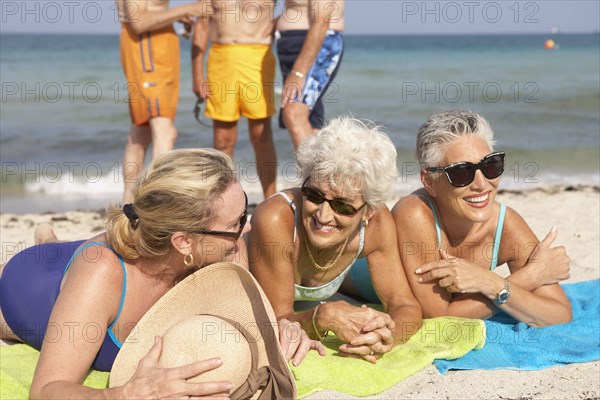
[109,262,296,398]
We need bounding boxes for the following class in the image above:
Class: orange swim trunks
[120,26,180,126]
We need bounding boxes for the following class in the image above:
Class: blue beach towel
[435,279,600,373]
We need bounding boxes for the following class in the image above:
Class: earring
[183,253,195,267]
[364,219,369,227]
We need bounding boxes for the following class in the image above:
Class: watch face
[499,292,510,302]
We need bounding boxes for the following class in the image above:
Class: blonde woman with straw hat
[110,262,300,399]
[0,149,323,399]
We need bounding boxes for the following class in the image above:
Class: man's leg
[149,117,178,159]
[213,120,239,158]
[281,102,314,150]
[122,124,151,203]
[248,118,277,198]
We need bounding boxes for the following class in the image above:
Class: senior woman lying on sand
[392,110,571,327]
[0,149,322,399]
[248,116,422,363]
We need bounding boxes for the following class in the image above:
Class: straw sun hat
[109,262,297,399]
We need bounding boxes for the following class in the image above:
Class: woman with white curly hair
[248,116,422,363]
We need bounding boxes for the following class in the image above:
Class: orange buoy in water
[544,39,556,49]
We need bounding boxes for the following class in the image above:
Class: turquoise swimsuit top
[276,192,365,301]
[64,241,127,348]
[415,194,506,270]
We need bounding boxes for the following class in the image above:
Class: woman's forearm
[277,308,318,339]
[31,381,123,400]
[445,293,498,320]
[444,283,571,327]
[389,304,422,344]
[495,283,572,327]
[506,265,544,292]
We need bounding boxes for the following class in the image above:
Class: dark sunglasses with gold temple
[426,151,505,188]
[301,178,366,216]
[192,192,248,240]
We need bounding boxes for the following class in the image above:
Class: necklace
[304,237,349,271]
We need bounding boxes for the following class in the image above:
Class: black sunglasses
[427,152,505,187]
[301,178,366,216]
[193,192,248,240]
[193,97,212,128]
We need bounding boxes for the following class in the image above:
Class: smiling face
[301,179,367,249]
[425,136,500,223]
[195,182,250,264]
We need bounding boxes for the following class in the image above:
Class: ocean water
[1,33,599,213]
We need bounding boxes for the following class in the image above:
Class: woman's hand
[278,318,326,367]
[416,250,502,298]
[329,303,395,363]
[123,336,233,399]
[524,228,570,287]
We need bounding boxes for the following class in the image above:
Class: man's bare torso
[277,0,345,32]
[205,0,276,45]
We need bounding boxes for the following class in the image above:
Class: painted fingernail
[417,277,423,283]
[415,268,422,274]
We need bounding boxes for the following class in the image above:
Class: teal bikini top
[275,192,365,301]
[64,241,127,347]
[415,194,506,270]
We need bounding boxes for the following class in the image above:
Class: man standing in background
[192,0,278,199]
[277,0,345,149]
[118,0,204,203]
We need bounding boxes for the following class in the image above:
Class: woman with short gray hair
[393,109,571,327]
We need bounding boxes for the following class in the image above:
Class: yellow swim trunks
[205,44,276,122]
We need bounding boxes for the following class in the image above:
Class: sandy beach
[1,185,599,399]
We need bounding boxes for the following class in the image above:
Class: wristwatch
[493,279,511,305]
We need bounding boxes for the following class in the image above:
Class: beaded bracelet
[312,303,330,341]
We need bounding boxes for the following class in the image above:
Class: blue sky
[0,0,598,35]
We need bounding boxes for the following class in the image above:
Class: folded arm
[335,209,422,362]
[394,197,571,327]
[191,14,210,99]
[281,0,333,107]
[119,0,205,35]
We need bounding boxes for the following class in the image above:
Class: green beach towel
[293,316,486,398]
[0,317,484,399]
[0,344,109,399]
